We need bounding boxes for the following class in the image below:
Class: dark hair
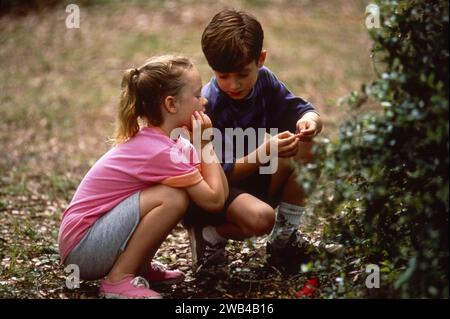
[201,8,264,73]
[114,55,193,144]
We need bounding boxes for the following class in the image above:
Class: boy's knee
[246,207,275,236]
[278,157,295,173]
[295,141,314,163]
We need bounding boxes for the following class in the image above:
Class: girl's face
[175,67,207,128]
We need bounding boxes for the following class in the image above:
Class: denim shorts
[64,192,141,280]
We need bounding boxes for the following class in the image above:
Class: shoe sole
[150,274,186,286]
[100,293,162,299]
[187,226,201,272]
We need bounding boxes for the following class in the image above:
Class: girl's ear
[163,95,178,114]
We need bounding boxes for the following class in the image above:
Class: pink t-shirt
[58,127,202,262]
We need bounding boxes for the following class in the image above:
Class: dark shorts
[184,171,281,227]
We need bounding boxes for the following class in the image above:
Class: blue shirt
[202,66,316,175]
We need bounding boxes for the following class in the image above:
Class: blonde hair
[113,55,193,145]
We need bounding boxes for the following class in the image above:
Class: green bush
[300,0,448,298]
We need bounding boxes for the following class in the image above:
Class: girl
[58,55,228,299]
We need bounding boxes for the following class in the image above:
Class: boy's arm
[228,111,323,181]
[228,146,264,182]
[228,131,299,182]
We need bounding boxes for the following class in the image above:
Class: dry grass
[0,0,375,298]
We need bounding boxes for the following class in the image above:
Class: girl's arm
[185,112,229,212]
[186,143,228,212]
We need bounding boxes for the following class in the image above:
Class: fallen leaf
[295,278,319,298]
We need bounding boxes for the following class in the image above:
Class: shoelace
[131,276,150,289]
[289,233,343,254]
[288,232,310,250]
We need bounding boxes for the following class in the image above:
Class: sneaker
[99,275,162,299]
[187,225,227,272]
[310,239,344,256]
[266,231,311,274]
[291,232,344,257]
[142,261,185,286]
[266,231,344,274]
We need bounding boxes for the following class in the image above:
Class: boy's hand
[296,118,320,142]
[266,131,299,158]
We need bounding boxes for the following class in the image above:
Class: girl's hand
[192,111,213,147]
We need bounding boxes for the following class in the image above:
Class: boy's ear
[163,96,178,114]
[257,50,267,68]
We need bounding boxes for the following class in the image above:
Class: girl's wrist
[200,137,212,148]
[200,142,219,164]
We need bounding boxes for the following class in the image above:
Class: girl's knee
[140,185,189,216]
[161,186,189,211]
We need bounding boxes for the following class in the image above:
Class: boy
[185,8,323,272]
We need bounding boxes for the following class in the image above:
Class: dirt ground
[0,0,375,298]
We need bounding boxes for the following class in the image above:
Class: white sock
[202,225,227,245]
[268,202,305,247]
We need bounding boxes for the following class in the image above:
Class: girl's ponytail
[112,55,194,145]
[113,68,141,145]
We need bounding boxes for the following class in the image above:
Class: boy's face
[214,51,266,100]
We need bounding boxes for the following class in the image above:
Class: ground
[0,0,375,298]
